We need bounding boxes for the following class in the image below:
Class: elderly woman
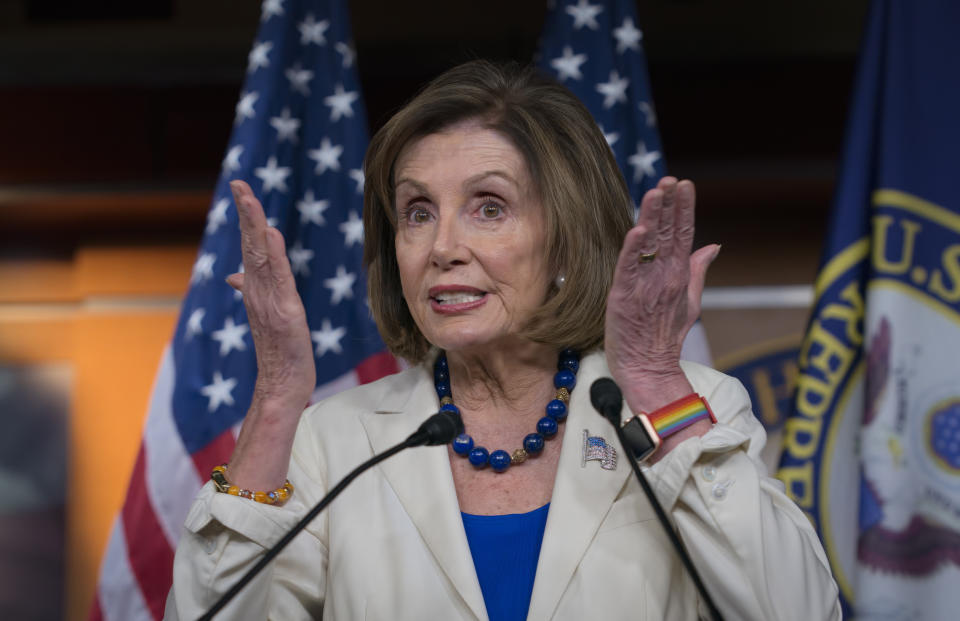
[167,61,840,620]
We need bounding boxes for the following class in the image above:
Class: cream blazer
[166,352,841,620]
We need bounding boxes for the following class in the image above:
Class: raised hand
[604,177,720,414]
[224,180,315,488]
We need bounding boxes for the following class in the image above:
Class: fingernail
[712,244,722,261]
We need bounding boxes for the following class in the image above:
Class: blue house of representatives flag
[777,1,960,617]
[90,2,396,619]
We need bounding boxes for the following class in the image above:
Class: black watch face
[622,417,657,461]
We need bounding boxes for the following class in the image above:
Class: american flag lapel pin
[581,429,618,470]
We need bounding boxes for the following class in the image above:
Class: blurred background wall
[0,0,868,618]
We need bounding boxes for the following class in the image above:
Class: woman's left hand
[604,177,720,415]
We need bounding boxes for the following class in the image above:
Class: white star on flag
[348,169,365,194]
[186,308,205,339]
[211,317,249,356]
[628,141,661,183]
[260,0,284,22]
[335,42,356,68]
[222,145,243,174]
[206,199,229,234]
[288,241,315,276]
[191,253,216,284]
[324,84,358,122]
[599,125,619,148]
[339,210,364,247]
[638,101,656,127]
[297,190,330,226]
[566,0,603,30]
[613,17,642,54]
[324,265,356,305]
[308,137,343,174]
[311,319,346,357]
[270,107,301,143]
[285,63,314,96]
[235,91,259,125]
[247,41,272,73]
[254,156,292,193]
[551,46,588,81]
[200,372,238,412]
[298,14,330,46]
[596,71,629,108]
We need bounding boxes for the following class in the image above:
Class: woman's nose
[430,213,469,268]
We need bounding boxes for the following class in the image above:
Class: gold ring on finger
[638,251,657,264]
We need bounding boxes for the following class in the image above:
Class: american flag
[582,430,618,471]
[89,1,397,619]
[536,0,713,365]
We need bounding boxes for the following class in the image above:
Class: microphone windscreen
[590,378,623,426]
[418,410,464,445]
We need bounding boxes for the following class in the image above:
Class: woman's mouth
[433,291,484,305]
[429,287,487,312]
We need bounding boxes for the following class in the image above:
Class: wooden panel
[0,189,210,228]
[0,243,187,619]
[66,310,177,621]
[0,260,76,303]
[75,245,196,297]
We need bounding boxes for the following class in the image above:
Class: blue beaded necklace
[434,349,580,473]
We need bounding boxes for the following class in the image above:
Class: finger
[686,244,720,320]
[231,180,270,273]
[264,227,297,295]
[628,187,663,265]
[673,180,696,258]
[225,273,245,291]
[656,177,678,251]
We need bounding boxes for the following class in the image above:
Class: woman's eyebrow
[463,170,518,189]
[394,177,430,195]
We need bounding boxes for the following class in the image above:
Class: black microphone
[589,378,724,621]
[589,377,623,428]
[199,409,463,621]
[404,409,465,447]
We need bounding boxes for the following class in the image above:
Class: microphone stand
[591,379,724,621]
[198,410,462,621]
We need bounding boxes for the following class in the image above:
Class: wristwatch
[620,393,716,461]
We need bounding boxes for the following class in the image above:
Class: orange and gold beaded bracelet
[211,464,293,505]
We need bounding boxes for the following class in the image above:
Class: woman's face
[393,121,552,354]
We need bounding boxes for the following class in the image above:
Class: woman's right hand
[224,180,316,488]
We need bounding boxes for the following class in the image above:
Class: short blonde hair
[364,60,633,362]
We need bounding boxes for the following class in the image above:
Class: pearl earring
[555,272,566,288]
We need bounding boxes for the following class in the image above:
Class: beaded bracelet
[211,464,293,505]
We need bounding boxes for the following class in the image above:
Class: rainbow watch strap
[648,394,716,438]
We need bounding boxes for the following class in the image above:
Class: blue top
[461,504,550,621]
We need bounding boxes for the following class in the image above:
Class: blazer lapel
[526,352,631,621]
[359,362,487,621]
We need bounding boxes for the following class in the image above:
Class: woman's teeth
[434,292,483,305]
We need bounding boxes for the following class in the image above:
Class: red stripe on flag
[121,446,174,621]
[191,429,237,482]
[355,351,399,384]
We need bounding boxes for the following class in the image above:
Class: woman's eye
[409,208,431,223]
[481,203,502,218]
